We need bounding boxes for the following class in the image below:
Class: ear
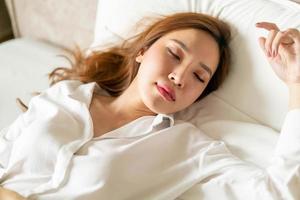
[135,47,148,63]
[135,54,143,63]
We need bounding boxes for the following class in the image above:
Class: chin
[143,99,173,115]
[148,102,178,115]
[140,83,178,114]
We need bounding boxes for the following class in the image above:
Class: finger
[282,28,300,48]
[271,31,285,57]
[258,37,268,56]
[265,30,278,56]
[255,22,280,31]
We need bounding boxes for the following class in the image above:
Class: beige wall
[4,0,97,50]
[0,0,13,42]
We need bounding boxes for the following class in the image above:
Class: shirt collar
[68,81,96,106]
[151,113,174,128]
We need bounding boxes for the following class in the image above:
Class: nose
[168,68,188,88]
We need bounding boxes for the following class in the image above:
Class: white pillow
[198,120,278,169]
[91,0,300,131]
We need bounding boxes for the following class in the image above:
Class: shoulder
[174,119,199,130]
[173,119,213,141]
[37,80,98,102]
[45,80,108,98]
[26,80,98,112]
[46,80,85,95]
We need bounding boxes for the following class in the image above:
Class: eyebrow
[170,39,213,77]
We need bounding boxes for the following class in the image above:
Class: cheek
[139,50,171,79]
[184,84,205,101]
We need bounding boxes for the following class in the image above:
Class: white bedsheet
[0,38,68,129]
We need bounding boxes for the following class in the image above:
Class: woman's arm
[0,187,26,200]
[256,23,300,106]
[288,83,300,110]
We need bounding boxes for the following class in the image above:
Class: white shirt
[0,80,299,200]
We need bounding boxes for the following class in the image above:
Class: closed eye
[194,73,205,83]
[167,47,205,83]
[167,48,180,61]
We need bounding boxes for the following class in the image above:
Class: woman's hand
[0,187,27,200]
[256,22,300,86]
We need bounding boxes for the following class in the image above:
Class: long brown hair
[18,12,231,111]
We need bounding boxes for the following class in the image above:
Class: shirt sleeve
[188,109,300,200]
[0,80,83,182]
[0,113,27,180]
[267,108,300,199]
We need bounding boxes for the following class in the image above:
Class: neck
[99,79,156,121]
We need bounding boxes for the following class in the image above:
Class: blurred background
[0,0,97,128]
[0,0,13,43]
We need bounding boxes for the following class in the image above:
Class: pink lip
[156,84,176,101]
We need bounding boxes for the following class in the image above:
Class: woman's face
[135,28,220,114]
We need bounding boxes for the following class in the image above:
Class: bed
[1,0,300,198]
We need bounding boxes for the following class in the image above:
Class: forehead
[158,28,220,72]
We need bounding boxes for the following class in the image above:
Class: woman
[0,12,299,199]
